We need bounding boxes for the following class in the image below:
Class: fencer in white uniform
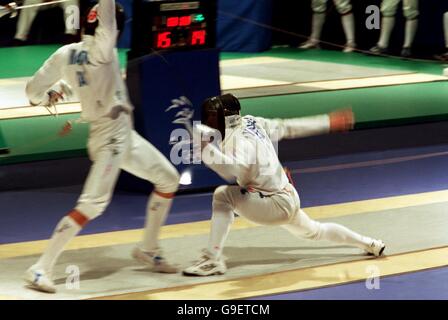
[24,0,180,293]
[14,0,79,43]
[183,94,386,276]
[299,0,356,53]
[370,0,419,57]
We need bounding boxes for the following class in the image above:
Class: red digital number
[191,30,206,45]
[157,32,172,48]
[179,16,191,26]
[167,17,179,28]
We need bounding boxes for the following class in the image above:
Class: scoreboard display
[130,0,217,57]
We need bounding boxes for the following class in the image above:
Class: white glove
[38,80,73,117]
[42,80,73,107]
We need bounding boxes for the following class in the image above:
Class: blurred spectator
[299,0,356,53]
[370,0,419,57]
[13,0,79,45]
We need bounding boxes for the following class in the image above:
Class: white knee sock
[207,209,234,259]
[378,17,395,48]
[403,19,418,49]
[341,13,356,45]
[140,192,173,252]
[310,13,326,42]
[284,211,372,251]
[35,216,82,273]
[317,223,373,250]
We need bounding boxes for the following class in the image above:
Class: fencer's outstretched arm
[201,139,255,183]
[256,109,354,142]
[26,47,65,106]
[91,0,118,63]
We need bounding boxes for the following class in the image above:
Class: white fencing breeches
[75,112,180,220]
[312,0,352,15]
[381,0,419,20]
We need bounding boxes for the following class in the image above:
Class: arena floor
[1,143,448,299]
[1,46,448,300]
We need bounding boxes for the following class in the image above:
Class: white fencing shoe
[343,42,356,53]
[298,40,320,50]
[183,250,227,276]
[24,265,56,294]
[132,247,178,273]
[366,239,386,257]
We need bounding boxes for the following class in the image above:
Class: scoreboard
[130,0,217,57]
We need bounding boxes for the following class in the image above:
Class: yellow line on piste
[1,189,448,260]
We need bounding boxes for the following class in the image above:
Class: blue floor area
[1,144,448,244]
[295,144,448,207]
[253,267,448,300]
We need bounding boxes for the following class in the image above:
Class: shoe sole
[133,253,179,274]
[182,270,225,277]
[24,278,56,294]
[378,244,386,257]
[367,244,386,257]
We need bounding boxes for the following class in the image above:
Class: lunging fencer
[24,0,180,293]
[299,0,356,53]
[370,0,419,57]
[183,94,385,276]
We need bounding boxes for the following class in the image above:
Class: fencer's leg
[183,186,239,276]
[61,0,79,35]
[401,19,418,57]
[207,186,236,258]
[341,13,356,52]
[283,209,385,256]
[377,17,395,50]
[310,13,326,44]
[435,12,448,61]
[25,117,129,293]
[184,185,300,276]
[401,0,419,57]
[14,0,42,41]
[120,131,179,272]
[26,153,124,293]
[300,0,326,49]
[445,12,448,52]
[24,211,86,293]
[370,0,399,53]
[334,0,356,52]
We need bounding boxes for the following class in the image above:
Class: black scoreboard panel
[130,0,217,57]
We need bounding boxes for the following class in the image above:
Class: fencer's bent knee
[75,201,109,220]
[403,9,419,20]
[311,0,327,14]
[213,185,229,199]
[213,186,232,207]
[334,0,352,15]
[381,0,399,17]
[154,164,180,194]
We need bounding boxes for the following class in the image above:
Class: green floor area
[1,46,448,165]
[0,115,89,165]
[0,45,445,79]
[242,81,448,129]
[0,125,8,154]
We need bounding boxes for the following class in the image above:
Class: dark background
[272,0,448,56]
[1,0,448,56]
